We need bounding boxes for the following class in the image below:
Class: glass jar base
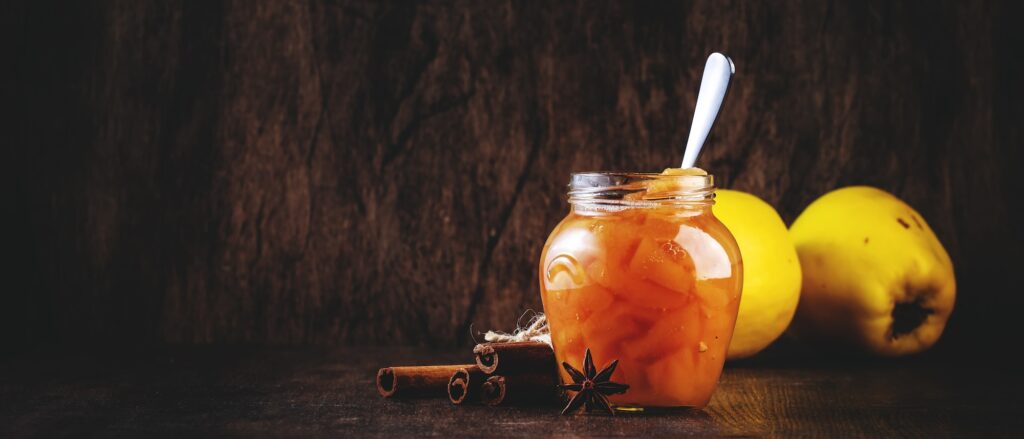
[611,404,704,414]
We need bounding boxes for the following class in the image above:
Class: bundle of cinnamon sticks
[376,341,560,406]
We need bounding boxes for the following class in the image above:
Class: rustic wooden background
[3,1,1021,352]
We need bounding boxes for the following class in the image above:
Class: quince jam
[540,171,742,409]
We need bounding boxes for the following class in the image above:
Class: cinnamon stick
[480,373,560,406]
[447,366,487,405]
[473,341,555,375]
[376,364,475,398]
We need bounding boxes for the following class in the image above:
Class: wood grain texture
[3,1,1022,348]
[1,347,1022,436]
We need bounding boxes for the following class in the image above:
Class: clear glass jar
[539,172,742,409]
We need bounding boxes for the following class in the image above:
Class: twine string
[483,313,551,345]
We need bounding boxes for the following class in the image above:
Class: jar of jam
[539,170,742,409]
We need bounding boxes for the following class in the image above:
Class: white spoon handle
[681,53,735,168]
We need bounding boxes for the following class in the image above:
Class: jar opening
[568,172,715,210]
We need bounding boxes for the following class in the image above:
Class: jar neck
[570,203,713,216]
[567,172,716,211]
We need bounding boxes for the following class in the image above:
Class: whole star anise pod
[559,348,629,415]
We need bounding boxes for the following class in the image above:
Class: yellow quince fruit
[713,189,802,359]
[788,186,956,356]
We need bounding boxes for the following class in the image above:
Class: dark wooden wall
[4,1,1022,351]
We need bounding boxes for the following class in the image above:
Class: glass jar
[539,171,742,409]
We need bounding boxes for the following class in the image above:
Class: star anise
[559,348,629,415]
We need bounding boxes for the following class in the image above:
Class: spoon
[680,52,735,169]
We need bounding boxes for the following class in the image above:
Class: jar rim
[567,171,715,209]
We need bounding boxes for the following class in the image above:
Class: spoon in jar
[680,52,735,169]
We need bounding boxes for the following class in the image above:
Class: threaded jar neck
[567,172,715,211]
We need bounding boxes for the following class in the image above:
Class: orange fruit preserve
[539,172,742,409]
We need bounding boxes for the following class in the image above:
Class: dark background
[3,1,1021,355]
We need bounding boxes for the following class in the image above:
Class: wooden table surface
[2,347,1021,437]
